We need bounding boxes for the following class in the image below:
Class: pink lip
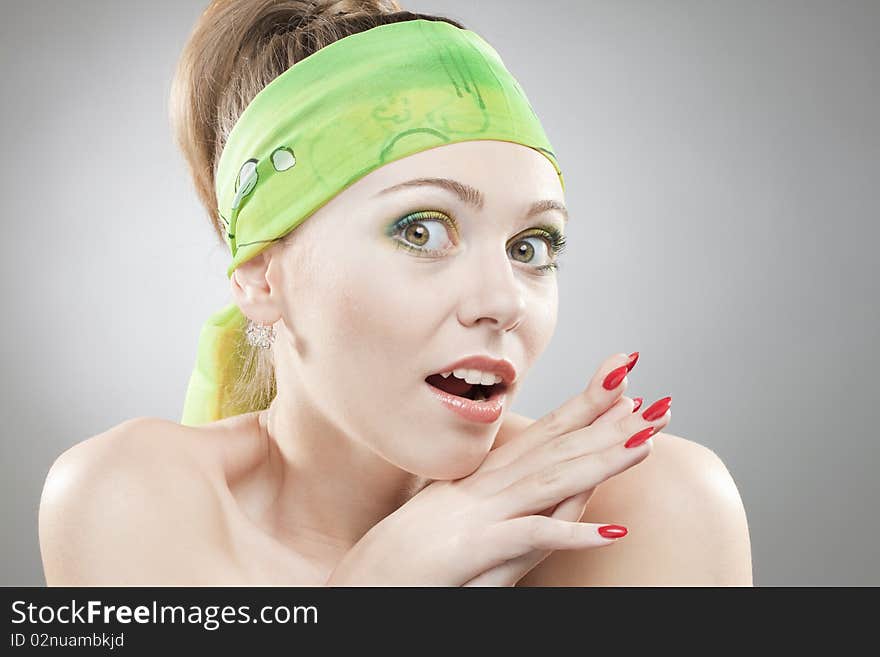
[424,380,507,424]
[428,354,517,386]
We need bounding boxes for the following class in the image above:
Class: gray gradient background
[1,0,877,586]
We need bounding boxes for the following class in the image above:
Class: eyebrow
[374,177,568,223]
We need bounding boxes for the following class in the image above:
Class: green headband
[180,18,564,426]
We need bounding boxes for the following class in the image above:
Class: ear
[229,251,281,325]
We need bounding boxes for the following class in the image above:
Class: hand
[462,389,642,586]
[324,352,671,586]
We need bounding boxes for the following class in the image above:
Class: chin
[371,404,501,479]
[408,440,493,481]
[415,464,481,482]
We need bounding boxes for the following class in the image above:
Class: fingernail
[624,426,655,448]
[631,397,643,413]
[598,524,628,539]
[602,364,629,390]
[642,396,672,421]
[626,351,639,372]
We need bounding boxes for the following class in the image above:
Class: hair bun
[311,0,403,19]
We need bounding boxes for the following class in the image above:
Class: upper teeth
[440,369,503,386]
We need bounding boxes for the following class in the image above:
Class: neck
[249,385,430,558]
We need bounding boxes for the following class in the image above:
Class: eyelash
[386,210,568,274]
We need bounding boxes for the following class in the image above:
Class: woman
[38,0,752,586]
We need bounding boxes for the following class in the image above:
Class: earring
[245,319,276,349]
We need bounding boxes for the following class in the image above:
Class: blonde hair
[168,0,466,413]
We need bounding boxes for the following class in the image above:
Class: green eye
[387,211,567,275]
[508,228,567,274]
[388,211,457,255]
[510,236,546,264]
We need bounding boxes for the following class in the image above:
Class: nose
[456,245,527,332]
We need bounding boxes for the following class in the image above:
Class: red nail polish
[626,351,639,372]
[602,365,629,390]
[631,397,643,413]
[598,525,628,539]
[642,396,672,421]
[624,426,655,448]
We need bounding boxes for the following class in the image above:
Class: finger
[461,550,549,586]
[524,398,629,523]
[485,408,670,519]
[531,396,670,471]
[553,488,593,523]
[464,488,597,587]
[462,569,511,586]
[485,515,629,560]
[591,395,636,426]
[528,352,637,436]
[478,400,670,499]
[483,352,637,472]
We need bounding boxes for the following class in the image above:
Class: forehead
[350,140,564,205]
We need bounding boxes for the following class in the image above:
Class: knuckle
[526,516,548,543]
[580,395,601,420]
[540,407,564,436]
[549,431,577,457]
[535,462,565,488]
[575,389,602,423]
[591,448,617,477]
[615,414,634,439]
[635,436,655,458]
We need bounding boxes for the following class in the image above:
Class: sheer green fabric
[181,18,564,426]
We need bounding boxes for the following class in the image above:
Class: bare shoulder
[509,415,753,587]
[38,417,234,585]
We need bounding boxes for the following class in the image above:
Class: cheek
[520,283,559,361]
[317,262,435,436]
[330,261,422,353]
[336,288,395,345]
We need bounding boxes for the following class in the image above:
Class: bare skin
[38,141,752,586]
[38,368,751,586]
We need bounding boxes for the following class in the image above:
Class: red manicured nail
[631,397,643,413]
[626,351,639,372]
[624,425,655,448]
[602,364,629,390]
[598,525,628,539]
[642,396,672,421]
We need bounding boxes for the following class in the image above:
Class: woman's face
[265,140,567,479]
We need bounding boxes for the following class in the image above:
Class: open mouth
[424,373,508,401]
